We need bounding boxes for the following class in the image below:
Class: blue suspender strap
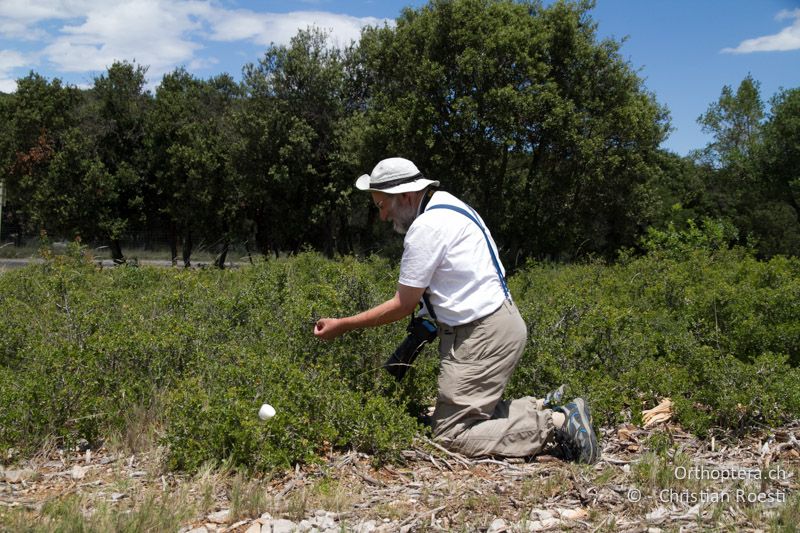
[427,204,510,300]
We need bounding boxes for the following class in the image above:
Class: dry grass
[1,479,196,532]
[2,423,799,531]
[104,396,167,457]
[228,472,271,522]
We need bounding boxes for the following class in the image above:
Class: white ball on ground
[258,403,276,420]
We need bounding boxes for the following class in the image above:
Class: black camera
[384,316,438,380]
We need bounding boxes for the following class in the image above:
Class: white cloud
[40,0,210,83]
[188,55,218,71]
[0,1,75,23]
[0,49,28,92]
[208,8,387,48]
[777,8,800,22]
[0,0,106,36]
[722,8,800,53]
[0,18,48,40]
[0,0,391,87]
[0,79,17,92]
[0,50,27,71]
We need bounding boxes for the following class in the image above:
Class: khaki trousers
[432,300,554,457]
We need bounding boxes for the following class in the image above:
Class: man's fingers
[314,319,332,338]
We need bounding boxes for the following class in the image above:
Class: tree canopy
[0,0,797,264]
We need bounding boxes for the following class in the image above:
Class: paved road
[0,258,30,269]
[0,258,247,270]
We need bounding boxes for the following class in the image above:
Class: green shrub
[0,252,424,469]
[162,347,420,472]
[2,245,800,470]
[507,242,800,435]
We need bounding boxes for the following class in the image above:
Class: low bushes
[507,241,800,436]
[0,250,420,470]
[1,239,800,470]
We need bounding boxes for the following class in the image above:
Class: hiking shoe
[543,384,566,408]
[555,397,600,464]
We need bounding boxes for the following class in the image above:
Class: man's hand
[312,284,425,341]
[314,318,347,340]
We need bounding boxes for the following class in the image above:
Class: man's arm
[313,284,426,340]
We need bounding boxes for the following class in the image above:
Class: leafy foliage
[2,241,800,469]
[507,227,800,436]
[0,250,419,470]
[354,0,669,263]
[697,74,763,169]
[757,87,800,254]
[1,1,800,469]
[235,28,353,257]
[658,76,800,259]
[2,2,798,261]
[0,1,681,264]
[145,68,242,265]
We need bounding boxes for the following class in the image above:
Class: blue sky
[1,1,799,155]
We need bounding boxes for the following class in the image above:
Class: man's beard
[391,199,417,234]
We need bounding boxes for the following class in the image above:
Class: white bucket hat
[355,157,439,194]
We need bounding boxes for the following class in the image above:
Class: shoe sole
[566,398,600,464]
[544,384,566,408]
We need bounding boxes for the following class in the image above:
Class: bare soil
[2,422,799,532]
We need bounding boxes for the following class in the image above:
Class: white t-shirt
[398,190,508,326]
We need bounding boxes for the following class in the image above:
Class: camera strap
[417,189,439,322]
[426,203,510,301]
[421,291,437,321]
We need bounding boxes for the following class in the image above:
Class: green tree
[697,74,763,169]
[87,61,151,262]
[3,65,151,256]
[692,76,800,256]
[205,73,248,268]
[695,76,764,241]
[354,0,669,263]
[2,73,83,239]
[757,87,800,255]
[689,77,761,250]
[0,92,14,175]
[146,69,241,266]
[640,151,708,235]
[235,28,350,257]
[0,92,15,243]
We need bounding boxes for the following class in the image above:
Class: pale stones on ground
[487,517,508,532]
[645,507,669,524]
[353,520,377,533]
[556,507,588,520]
[265,519,297,533]
[206,509,230,524]
[70,464,89,480]
[527,509,562,531]
[3,468,35,483]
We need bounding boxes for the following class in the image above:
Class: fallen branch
[398,504,447,528]
[417,436,472,468]
[351,465,385,487]
[473,458,524,472]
